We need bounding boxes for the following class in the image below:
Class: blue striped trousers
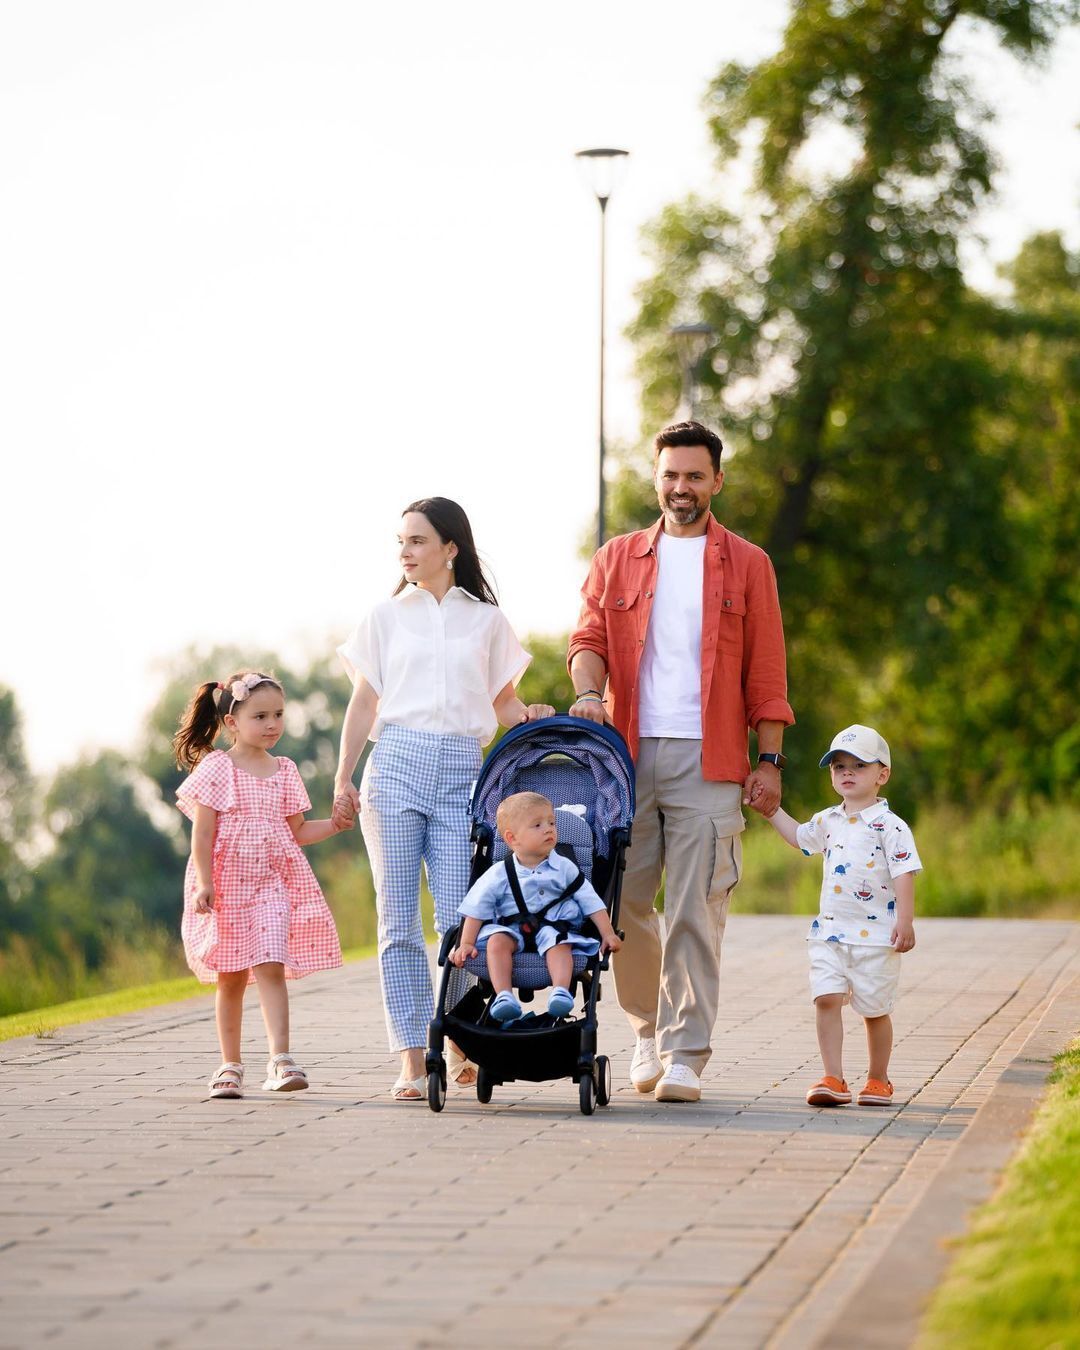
[360,723,481,1051]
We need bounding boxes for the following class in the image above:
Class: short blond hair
[495,791,553,841]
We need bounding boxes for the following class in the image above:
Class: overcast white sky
[3,2,1078,776]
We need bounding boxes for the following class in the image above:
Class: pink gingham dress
[177,750,342,984]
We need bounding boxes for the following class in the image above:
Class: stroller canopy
[472,715,635,856]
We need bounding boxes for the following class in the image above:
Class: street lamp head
[670,322,715,373]
[575,147,630,206]
[670,322,715,421]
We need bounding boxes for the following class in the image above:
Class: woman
[333,498,553,1100]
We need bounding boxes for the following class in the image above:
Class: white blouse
[337,585,530,745]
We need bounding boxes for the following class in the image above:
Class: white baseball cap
[819,725,891,769]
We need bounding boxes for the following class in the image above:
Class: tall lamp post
[670,322,714,421]
[576,147,629,549]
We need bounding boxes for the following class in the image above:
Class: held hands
[332,783,360,832]
[742,763,782,817]
[891,922,916,954]
[450,943,478,968]
[193,884,215,913]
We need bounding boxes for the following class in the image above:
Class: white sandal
[208,1062,245,1099]
[262,1053,309,1092]
[391,1074,426,1102]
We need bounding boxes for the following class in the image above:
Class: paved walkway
[2,916,1079,1349]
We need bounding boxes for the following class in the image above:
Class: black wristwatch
[757,752,787,770]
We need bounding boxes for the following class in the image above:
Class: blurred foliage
[0,687,34,936]
[517,633,577,714]
[737,797,1080,918]
[623,0,1080,808]
[33,752,182,962]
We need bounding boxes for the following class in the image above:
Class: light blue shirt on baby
[459,850,606,956]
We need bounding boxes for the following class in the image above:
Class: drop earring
[446,558,454,571]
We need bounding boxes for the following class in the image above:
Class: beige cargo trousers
[613,736,744,1075]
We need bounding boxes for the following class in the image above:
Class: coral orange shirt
[568,515,794,783]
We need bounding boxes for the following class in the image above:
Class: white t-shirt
[337,586,530,745]
[637,532,706,739]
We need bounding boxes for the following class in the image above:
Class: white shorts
[808,940,901,1018]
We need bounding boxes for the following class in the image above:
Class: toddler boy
[452,791,622,1021]
[764,725,921,1106]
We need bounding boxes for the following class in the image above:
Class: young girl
[173,670,347,1099]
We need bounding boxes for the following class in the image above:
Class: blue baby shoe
[490,991,523,1023]
[547,987,575,1018]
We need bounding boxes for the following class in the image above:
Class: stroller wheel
[427,1069,446,1113]
[476,1067,493,1104]
[595,1055,612,1107]
[579,1070,597,1116]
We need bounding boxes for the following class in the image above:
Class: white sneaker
[654,1062,701,1103]
[630,1037,663,1093]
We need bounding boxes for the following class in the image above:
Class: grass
[0,975,207,1042]
[919,1040,1080,1348]
[0,943,376,1044]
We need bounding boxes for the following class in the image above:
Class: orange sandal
[806,1076,851,1106]
[857,1077,894,1105]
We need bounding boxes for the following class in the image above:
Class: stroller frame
[425,715,635,1115]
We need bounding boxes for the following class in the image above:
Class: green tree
[626,0,1078,806]
[905,232,1080,800]
[0,687,35,933]
[32,751,182,966]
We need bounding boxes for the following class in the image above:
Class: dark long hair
[394,497,498,605]
[172,670,284,771]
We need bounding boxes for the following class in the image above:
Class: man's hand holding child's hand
[450,943,478,968]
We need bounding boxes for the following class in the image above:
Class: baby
[452,791,622,1021]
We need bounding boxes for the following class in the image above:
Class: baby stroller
[426,714,635,1115]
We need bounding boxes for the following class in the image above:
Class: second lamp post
[576,146,629,550]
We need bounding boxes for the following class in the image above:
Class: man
[568,421,793,1102]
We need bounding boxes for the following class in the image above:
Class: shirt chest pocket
[717,591,746,649]
[600,588,642,650]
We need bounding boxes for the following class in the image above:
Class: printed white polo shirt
[796,798,922,947]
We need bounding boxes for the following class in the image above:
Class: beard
[662,494,705,525]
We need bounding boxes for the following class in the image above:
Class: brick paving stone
[2,915,1078,1348]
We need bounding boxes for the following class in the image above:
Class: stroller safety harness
[502,855,586,953]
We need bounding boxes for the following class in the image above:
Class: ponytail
[172,682,224,770]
